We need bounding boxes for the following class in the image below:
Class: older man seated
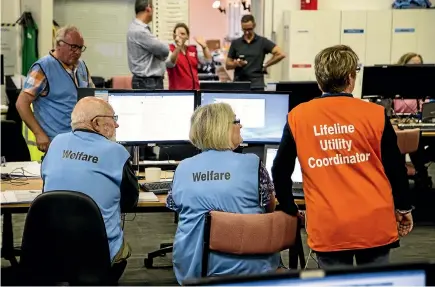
[41,97,139,282]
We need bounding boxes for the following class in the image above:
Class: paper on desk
[1,190,42,204]
[0,161,41,178]
[139,192,159,202]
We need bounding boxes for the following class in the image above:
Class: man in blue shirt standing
[16,25,94,153]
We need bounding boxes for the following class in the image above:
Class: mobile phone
[238,55,245,60]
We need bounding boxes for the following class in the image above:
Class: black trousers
[316,247,390,268]
[132,75,164,90]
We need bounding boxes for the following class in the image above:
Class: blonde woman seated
[166,103,279,284]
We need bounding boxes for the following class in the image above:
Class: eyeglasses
[59,40,87,52]
[233,119,241,125]
[92,115,118,122]
[356,63,362,73]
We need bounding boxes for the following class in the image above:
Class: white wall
[53,0,189,80]
[54,0,135,78]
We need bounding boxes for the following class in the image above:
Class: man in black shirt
[226,15,286,91]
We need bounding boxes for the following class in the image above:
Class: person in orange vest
[272,45,414,267]
[166,23,212,90]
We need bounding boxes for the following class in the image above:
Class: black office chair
[91,76,106,88]
[19,191,114,285]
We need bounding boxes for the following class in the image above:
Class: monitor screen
[108,90,196,144]
[264,147,302,183]
[200,91,290,143]
[217,270,426,286]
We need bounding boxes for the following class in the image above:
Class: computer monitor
[184,262,434,286]
[276,81,322,111]
[200,91,290,144]
[77,88,111,101]
[362,65,435,99]
[264,145,302,184]
[199,81,251,91]
[108,90,196,145]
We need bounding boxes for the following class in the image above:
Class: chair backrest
[91,76,105,88]
[201,211,297,276]
[111,75,132,89]
[395,128,420,154]
[19,190,112,285]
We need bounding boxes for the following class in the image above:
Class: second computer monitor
[200,91,290,144]
[264,145,302,183]
[108,90,196,145]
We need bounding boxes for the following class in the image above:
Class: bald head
[71,97,112,129]
[71,97,118,141]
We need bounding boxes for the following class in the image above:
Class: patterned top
[167,161,274,211]
[23,51,94,98]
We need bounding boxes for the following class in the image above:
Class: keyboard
[140,181,172,195]
[398,123,435,131]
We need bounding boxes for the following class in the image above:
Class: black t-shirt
[227,34,276,89]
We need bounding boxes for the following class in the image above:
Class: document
[1,190,42,204]
[139,192,159,202]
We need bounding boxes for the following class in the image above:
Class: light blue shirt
[169,150,280,284]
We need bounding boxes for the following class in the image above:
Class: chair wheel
[144,258,153,268]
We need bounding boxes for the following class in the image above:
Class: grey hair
[55,25,81,44]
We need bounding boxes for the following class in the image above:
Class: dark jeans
[132,75,164,89]
[316,247,390,268]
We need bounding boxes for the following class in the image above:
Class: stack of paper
[1,190,42,204]
[139,192,159,202]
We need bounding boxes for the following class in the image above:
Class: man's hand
[194,36,207,49]
[396,211,413,237]
[35,132,51,152]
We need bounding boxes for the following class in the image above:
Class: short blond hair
[189,103,235,150]
[314,45,359,93]
[397,52,423,65]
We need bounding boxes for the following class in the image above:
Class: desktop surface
[108,90,196,145]
[200,91,290,144]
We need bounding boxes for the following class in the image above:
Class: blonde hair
[55,25,82,44]
[314,45,359,93]
[189,103,235,150]
[397,53,423,65]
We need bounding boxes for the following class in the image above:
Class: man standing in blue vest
[42,97,139,283]
[16,25,94,153]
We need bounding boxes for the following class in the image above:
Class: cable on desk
[1,167,40,186]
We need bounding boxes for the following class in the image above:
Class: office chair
[91,76,105,88]
[201,211,298,277]
[19,191,114,285]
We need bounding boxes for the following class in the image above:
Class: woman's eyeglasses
[233,119,241,125]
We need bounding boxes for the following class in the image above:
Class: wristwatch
[396,206,415,214]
